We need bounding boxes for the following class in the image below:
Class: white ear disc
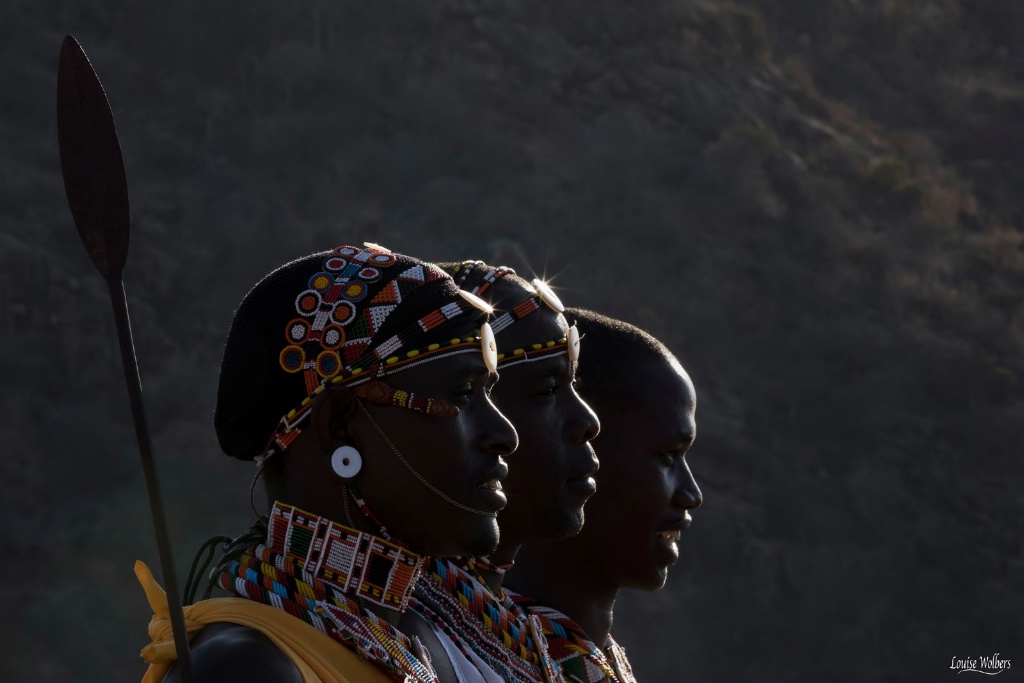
[567,325,580,363]
[331,445,363,479]
[531,279,564,313]
[459,288,494,314]
[481,322,498,374]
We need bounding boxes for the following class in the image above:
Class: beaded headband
[263,245,496,461]
[496,326,580,368]
[450,260,580,366]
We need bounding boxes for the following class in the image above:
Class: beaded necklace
[412,558,560,683]
[217,502,438,683]
[472,555,515,576]
[507,592,637,683]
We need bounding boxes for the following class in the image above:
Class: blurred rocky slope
[1,1,1021,680]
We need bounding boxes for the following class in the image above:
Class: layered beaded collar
[507,592,637,683]
[266,501,424,612]
[217,503,437,681]
[412,558,561,683]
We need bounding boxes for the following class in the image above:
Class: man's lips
[655,511,693,542]
[563,474,597,496]
[564,446,599,494]
[473,462,509,510]
[475,462,509,490]
[476,478,503,492]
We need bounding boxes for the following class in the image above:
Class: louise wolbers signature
[950,654,1012,675]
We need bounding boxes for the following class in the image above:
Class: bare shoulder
[162,622,302,683]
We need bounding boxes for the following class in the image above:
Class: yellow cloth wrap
[134,561,391,683]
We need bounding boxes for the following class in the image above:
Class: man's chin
[633,565,670,592]
[551,505,586,540]
[425,520,499,559]
[463,524,501,559]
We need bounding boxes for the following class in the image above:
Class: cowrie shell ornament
[331,445,363,479]
[567,325,580,363]
[531,279,564,313]
[481,322,498,373]
[362,241,392,253]
[458,288,494,314]
[477,325,497,376]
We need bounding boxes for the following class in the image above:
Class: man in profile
[507,308,703,682]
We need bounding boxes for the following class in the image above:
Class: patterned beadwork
[508,592,637,683]
[263,245,491,460]
[352,378,459,418]
[217,503,439,682]
[453,261,516,298]
[268,502,424,612]
[448,261,577,367]
[412,559,561,683]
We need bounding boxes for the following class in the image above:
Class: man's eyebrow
[524,355,572,377]
[442,354,489,376]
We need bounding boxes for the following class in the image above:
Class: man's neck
[476,540,521,594]
[504,540,618,648]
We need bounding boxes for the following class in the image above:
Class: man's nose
[567,389,600,444]
[672,461,702,510]
[481,397,519,457]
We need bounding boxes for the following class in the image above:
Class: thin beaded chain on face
[217,502,439,682]
[411,558,561,683]
[506,592,637,683]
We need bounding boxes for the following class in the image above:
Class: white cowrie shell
[480,322,498,374]
[459,288,494,314]
[567,325,580,363]
[531,278,564,313]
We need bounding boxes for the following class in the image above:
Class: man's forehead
[621,354,694,400]
[397,352,489,383]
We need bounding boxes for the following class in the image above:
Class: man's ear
[308,385,361,446]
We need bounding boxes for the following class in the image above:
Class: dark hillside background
[2,1,1021,680]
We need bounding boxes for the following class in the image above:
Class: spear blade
[57,34,129,282]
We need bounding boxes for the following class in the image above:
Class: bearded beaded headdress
[445,260,580,367]
[215,244,496,463]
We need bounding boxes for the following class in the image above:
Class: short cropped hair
[566,307,677,413]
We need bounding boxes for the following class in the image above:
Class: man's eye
[537,382,558,397]
[452,385,474,398]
